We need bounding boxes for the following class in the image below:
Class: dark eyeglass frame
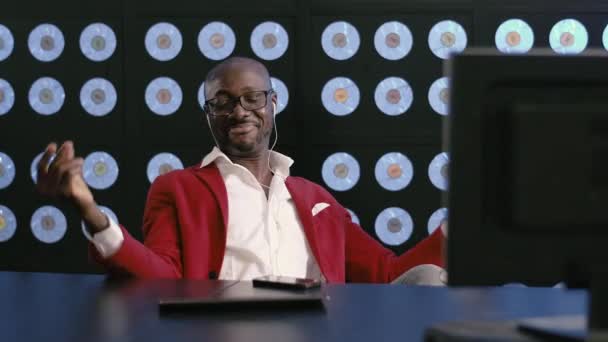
[204,89,274,117]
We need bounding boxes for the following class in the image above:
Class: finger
[56,158,83,178]
[53,141,74,166]
[49,158,83,191]
[61,162,84,185]
[59,163,87,194]
[60,163,85,185]
[63,140,75,160]
[65,164,84,180]
[48,141,75,176]
[37,143,57,176]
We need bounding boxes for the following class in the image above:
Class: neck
[226,149,273,187]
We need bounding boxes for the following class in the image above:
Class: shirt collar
[200,146,293,178]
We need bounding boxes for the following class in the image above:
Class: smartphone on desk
[252,275,322,290]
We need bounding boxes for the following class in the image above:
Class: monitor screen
[445,49,608,286]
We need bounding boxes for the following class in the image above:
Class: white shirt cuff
[81,214,124,258]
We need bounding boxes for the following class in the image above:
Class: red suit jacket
[92,164,445,283]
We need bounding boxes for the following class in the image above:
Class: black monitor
[445,48,608,331]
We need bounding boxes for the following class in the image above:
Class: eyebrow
[212,87,266,98]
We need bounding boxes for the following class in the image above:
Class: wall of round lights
[0,4,605,272]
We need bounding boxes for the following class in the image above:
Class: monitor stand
[425,276,608,342]
[517,275,608,342]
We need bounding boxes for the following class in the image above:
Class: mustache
[226,118,260,127]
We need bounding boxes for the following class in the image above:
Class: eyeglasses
[204,89,274,116]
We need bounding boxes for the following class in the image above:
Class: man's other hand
[36,141,95,211]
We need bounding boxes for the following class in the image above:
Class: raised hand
[36,141,109,233]
[36,141,94,208]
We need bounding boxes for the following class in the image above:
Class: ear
[271,93,278,115]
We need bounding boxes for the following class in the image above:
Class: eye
[215,95,231,105]
[244,93,262,103]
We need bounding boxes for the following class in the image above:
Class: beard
[222,121,273,155]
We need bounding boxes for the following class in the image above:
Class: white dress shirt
[84,147,322,281]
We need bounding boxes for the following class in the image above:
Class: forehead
[206,66,269,97]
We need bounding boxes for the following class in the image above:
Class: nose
[229,101,250,119]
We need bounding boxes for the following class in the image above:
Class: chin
[221,130,268,155]
[229,140,258,154]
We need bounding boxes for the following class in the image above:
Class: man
[36,57,445,283]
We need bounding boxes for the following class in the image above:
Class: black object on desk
[425,315,586,342]
[159,280,325,312]
[252,275,322,290]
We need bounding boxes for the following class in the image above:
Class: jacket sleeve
[88,173,183,278]
[344,209,445,283]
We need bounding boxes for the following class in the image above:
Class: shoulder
[152,165,195,183]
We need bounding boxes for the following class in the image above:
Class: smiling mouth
[229,122,258,135]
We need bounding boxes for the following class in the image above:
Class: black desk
[0,271,585,342]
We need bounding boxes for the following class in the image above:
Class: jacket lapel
[189,164,229,275]
[190,164,229,227]
[285,177,326,278]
